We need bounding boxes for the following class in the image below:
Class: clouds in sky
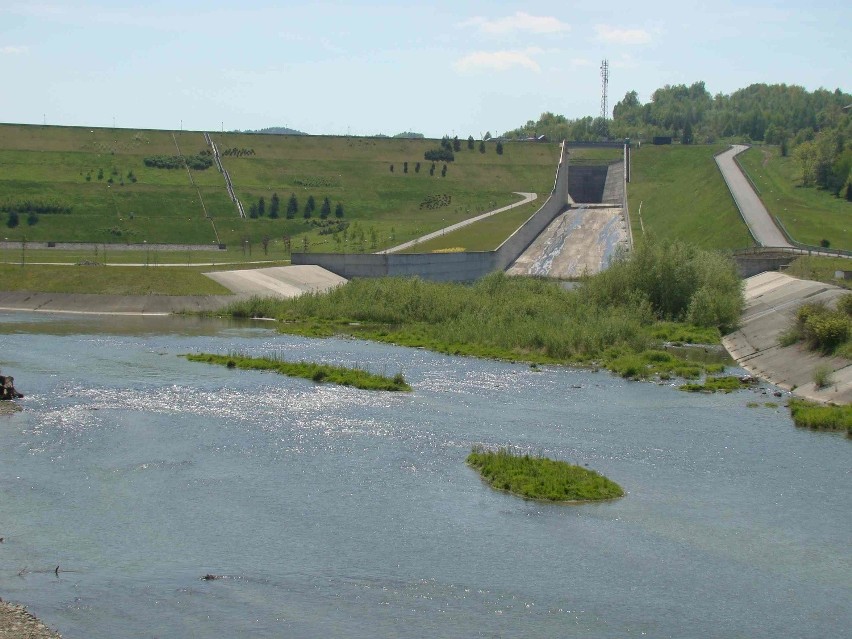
[453,48,545,73]
[1,45,28,55]
[595,25,652,45]
[459,11,571,35]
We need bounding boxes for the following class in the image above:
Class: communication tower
[600,59,609,120]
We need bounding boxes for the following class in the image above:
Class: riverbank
[0,601,61,638]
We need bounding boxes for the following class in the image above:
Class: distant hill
[242,126,307,136]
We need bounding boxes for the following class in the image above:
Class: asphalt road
[715,145,791,248]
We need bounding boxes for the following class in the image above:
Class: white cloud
[453,48,544,73]
[595,25,651,45]
[1,45,28,55]
[570,58,593,67]
[460,12,570,35]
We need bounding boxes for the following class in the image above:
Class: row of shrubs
[390,162,447,176]
[143,154,213,170]
[0,201,70,214]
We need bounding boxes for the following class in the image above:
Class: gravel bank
[0,601,61,638]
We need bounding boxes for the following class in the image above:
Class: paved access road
[715,145,791,248]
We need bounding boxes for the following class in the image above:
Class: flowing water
[0,312,849,638]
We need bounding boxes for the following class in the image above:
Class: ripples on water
[0,313,849,639]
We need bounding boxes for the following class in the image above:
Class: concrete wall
[294,143,571,281]
[601,161,624,204]
[567,165,608,203]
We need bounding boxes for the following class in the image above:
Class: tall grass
[466,446,624,502]
[226,237,742,376]
[788,399,852,435]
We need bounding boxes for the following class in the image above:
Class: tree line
[505,82,851,198]
[248,192,344,220]
[144,154,213,170]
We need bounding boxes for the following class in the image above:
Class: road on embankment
[723,272,851,404]
[716,145,791,248]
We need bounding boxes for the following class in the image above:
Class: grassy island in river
[184,353,411,391]
[466,447,624,502]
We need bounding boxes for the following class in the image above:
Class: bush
[424,148,454,162]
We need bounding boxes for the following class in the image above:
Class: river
[0,312,849,638]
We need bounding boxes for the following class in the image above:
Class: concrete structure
[204,265,346,297]
[723,272,852,404]
[716,145,791,248]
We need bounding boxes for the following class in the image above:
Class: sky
[2,0,849,138]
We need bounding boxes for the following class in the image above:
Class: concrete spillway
[506,204,628,278]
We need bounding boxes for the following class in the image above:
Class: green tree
[403,161,408,173]
[479,140,486,153]
[682,120,693,144]
[496,141,504,155]
[335,203,344,218]
[467,135,474,150]
[249,203,259,219]
[258,196,266,217]
[452,136,461,151]
[27,211,38,226]
[415,162,421,173]
[287,193,298,219]
[320,197,331,219]
[269,193,280,219]
[304,195,315,218]
[441,164,447,177]
[7,210,19,228]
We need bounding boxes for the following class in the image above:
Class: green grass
[737,146,852,250]
[788,399,852,435]
[627,145,753,249]
[466,446,624,502]
[679,375,752,393]
[0,263,231,295]
[183,352,410,391]
[784,256,852,288]
[0,124,559,252]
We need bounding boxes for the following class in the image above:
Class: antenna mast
[600,59,609,120]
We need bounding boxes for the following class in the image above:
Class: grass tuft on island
[679,375,755,393]
[466,446,624,502]
[184,352,411,391]
[788,399,852,435]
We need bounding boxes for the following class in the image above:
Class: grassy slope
[737,146,851,250]
[0,124,558,252]
[627,145,753,249]
[0,264,230,295]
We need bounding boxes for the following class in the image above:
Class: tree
[335,203,344,218]
[27,211,38,226]
[403,161,408,173]
[304,195,315,218]
[483,131,492,140]
[269,193,280,219]
[415,162,421,173]
[249,202,259,219]
[7,210,19,228]
[287,193,298,219]
[320,197,331,219]
[467,135,474,150]
[262,236,270,255]
[496,141,504,155]
[479,140,486,153]
[441,164,447,177]
[258,196,266,217]
[452,136,461,151]
[429,163,435,176]
[389,164,394,172]
[681,120,693,144]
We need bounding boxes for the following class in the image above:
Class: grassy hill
[626,144,753,250]
[0,123,559,254]
[737,145,851,250]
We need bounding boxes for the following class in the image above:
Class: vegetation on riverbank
[184,352,411,391]
[779,294,852,358]
[225,237,742,379]
[788,399,852,435]
[466,446,624,502]
[679,375,754,393]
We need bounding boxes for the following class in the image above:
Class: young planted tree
[479,140,486,154]
[7,211,19,228]
[249,203,259,219]
[453,136,461,151]
[441,164,447,177]
[270,193,280,219]
[258,196,266,217]
[287,193,298,219]
[467,135,475,150]
[496,141,504,155]
[415,162,421,173]
[403,161,408,174]
[335,203,345,218]
[304,195,316,218]
[320,197,331,219]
